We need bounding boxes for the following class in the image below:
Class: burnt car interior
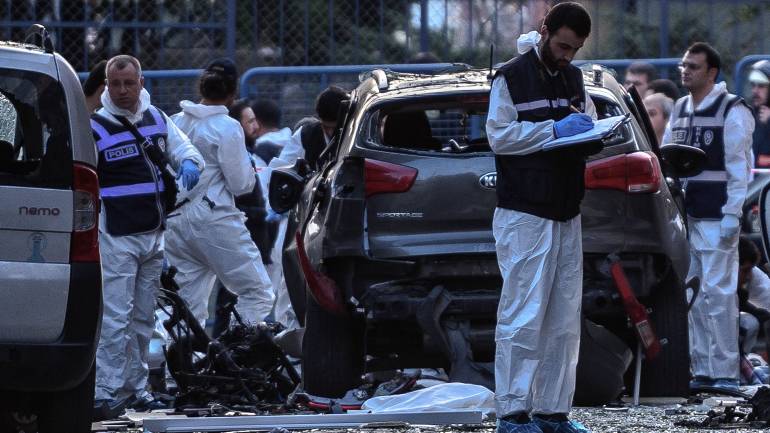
[365,94,632,154]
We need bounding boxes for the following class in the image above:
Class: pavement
[90,395,770,433]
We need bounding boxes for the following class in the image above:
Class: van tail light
[71,163,100,263]
[295,232,347,316]
[585,151,661,194]
[364,159,418,197]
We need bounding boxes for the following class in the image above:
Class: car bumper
[0,262,101,392]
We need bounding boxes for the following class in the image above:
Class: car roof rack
[23,24,54,53]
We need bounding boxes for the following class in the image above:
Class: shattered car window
[365,96,490,154]
[0,92,16,144]
[0,68,72,187]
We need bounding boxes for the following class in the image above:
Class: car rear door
[0,59,75,343]
[358,92,497,259]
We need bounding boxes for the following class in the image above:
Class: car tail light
[71,163,100,263]
[364,159,418,197]
[295,232,347,316]
[585,151,661,194]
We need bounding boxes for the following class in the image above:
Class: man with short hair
[486,3,597,432]
[749,60,770,167]
[624,61,657,96]
[663,42,754,392]
[91,54,204,417]
[645,78,680,101]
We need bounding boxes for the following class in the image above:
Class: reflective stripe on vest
[100,181,166,198]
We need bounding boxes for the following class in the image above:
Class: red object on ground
[609,255,662,360]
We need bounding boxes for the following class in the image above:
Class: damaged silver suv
[0,27,101,432]
[272,65,703,402]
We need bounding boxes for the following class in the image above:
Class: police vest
[493,49,588,221]
[91,106,169,236]
[670,92,743,219]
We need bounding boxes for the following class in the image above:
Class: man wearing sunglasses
[663,42,754,392]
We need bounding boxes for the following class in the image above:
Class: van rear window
[0,68,72,188]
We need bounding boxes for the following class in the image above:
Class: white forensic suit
[486,31,597,417]
[166,101,275,325]
[663,81,754,381]
[93,89,204,402]
[255,127,302,329]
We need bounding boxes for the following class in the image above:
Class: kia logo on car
[479,172,497,189]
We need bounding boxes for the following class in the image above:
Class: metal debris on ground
[158,267,300,414]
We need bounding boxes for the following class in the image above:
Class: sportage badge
[479,172,497,189]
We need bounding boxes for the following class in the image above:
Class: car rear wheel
[640,272,690,397]
[36,364,95,433]
[302,293,364,398]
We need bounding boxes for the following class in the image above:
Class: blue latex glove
[265,208,282,223]
[177,159,200,191]
[719,214,740,239]
[553,113,594,138]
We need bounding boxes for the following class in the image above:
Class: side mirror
[659,144,707,178]
[269,160,311,214]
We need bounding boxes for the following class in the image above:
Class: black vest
[300,120,327,171]
[91,106,169,236]
[670,92,743,219]
[493,49,587,221]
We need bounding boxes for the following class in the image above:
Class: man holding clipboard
[486,3,599,433]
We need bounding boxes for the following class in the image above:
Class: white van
[0,26,100,433]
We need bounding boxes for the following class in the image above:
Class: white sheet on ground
[361,382,495,418]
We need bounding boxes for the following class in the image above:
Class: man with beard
[663,42,754,392]
[486,3,597,433]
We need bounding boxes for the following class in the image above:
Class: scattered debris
[158,267,300,413]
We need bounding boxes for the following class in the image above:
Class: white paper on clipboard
[543,113,629,151]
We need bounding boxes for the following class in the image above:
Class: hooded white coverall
[663,82,754,381]
[252,128,301,329]
[95,89,204,402]
[166,101,275,325]
[486,32,596,417]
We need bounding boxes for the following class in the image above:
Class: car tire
[36,364,95,433]
[640,273,690,397]
[302,293,364,398]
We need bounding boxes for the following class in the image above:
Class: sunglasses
[678,62,703,71]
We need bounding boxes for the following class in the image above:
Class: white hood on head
[100,88,152,124]
[178,100,229,118]
[517,31,541,55]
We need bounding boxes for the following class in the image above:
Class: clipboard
[543,113,630,151]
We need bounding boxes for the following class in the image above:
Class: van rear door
[0,64,74,342]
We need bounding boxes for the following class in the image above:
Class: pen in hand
[570,105,581,113]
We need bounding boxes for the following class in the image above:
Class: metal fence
[1,0,235,72]
[4,1,770,78]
